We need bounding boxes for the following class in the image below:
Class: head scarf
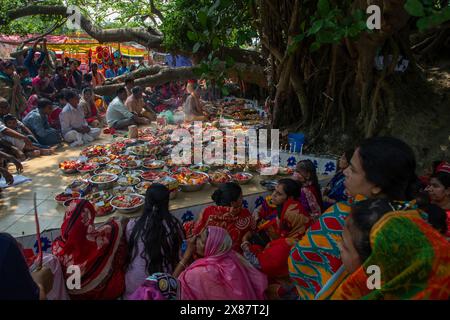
[332,210,450,300]
[129,273,179,300]
[52,199,126,299]
[178,226,268,300]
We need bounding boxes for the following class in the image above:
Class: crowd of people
[0,38,449,301]
[1,134,449,300]
[0,38,190,188]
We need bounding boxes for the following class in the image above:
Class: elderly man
[59,89,101,147]
[125,86,155,123]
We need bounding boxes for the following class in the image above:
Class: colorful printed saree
[331,210,450,300]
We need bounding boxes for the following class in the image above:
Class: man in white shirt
[106,87,143,130]
[59,89,101,147]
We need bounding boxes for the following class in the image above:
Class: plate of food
[94,165,123,175]
[209,171,233,187]
[65,179,91,196]
[89,173,118,190]
[117,175,141,187]
[85,191,115,216]
[142,159,165,170]
[54,191,81,205]
[190,163,210,173]
[59,160,81,174]
[140,170,168,181]
[112,186,136,196]
[278,166,295,176]
[119,160,141,170]
[85,191,113,203]
[128,145,162,157]
[89,156,111,166]
[81,145,108,157]
[155,176,179,199]
[111,194,145,213]
[233,172,254,185]
[173,171,209,192]
[77,162,99,174]
[134,181,153,195]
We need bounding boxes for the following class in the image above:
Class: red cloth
[52,200,127,300]
[48,108,62,130]
[436,162,450,174]
[184,205,255,253]
[257,238,293,277]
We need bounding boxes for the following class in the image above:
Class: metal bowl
[233,172,254,185]
[94,165,123,176]
[110,194,145,214]
[89,173,118,190]
[54,192,81,205]
[178,172,209,192]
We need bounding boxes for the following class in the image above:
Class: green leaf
[198,10,208,28]
[405,0,426,17]
[317,0,330,18]
[193,42,201,53]
[208,0,221,16]
[308,20,324,36]
[187,31,198,41]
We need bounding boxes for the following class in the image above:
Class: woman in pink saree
[176,226,268,300]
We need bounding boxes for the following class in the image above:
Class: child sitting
[2,114,53,156]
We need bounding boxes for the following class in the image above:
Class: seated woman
[292,159,324,220]
[174,226,267,300]
[288,137,430,300]
[318,198,450,300]
[124,184,185,300]
[52,199,128,300]
[79,88,104,128]
[184,182,255,253]
[425,165,450,238]
[243,179,311,299]
[322,149,354,210]
[183,81,206,122]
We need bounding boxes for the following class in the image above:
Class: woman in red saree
[242,179,311,299]
[52,199,128,300]
[184,182,255,253]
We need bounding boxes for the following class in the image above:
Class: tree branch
[149,0,164,22]
[95,63,267,96]
[2,5,163,49]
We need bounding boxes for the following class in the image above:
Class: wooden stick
[33,192,43,270]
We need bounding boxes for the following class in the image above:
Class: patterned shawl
[331,210,450,300]
[288,194,366,300]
